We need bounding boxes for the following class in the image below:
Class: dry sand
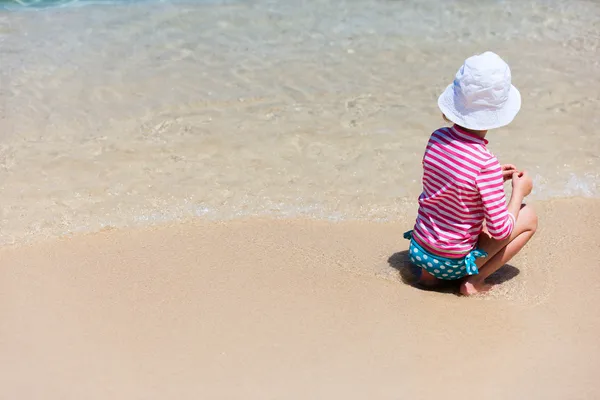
[1,198,599,399]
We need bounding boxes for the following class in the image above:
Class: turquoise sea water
[1,0,106,9]
[0,0,152,9]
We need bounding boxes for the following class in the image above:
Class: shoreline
[1,195,597,249]
[2,0,600,397]
[1,197,599,398]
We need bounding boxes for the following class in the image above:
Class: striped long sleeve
[475,157,515,240]
[412,125,515,257]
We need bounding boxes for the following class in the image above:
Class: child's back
[413,125,514,258]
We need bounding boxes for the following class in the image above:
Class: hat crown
[453,52,512,111]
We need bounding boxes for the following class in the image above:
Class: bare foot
[460,280,493,296]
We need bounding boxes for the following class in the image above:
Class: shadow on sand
[387,250,520,296]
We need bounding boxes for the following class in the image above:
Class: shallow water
[1,0,599,245]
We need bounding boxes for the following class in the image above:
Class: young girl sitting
[405,51,538,296]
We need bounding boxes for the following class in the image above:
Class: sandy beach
[1,0,600,398]
[1,198,599,399]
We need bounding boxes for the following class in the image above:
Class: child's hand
[501,164,518,182]
[512,170,533,197]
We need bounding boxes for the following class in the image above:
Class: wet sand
[1,198,599,399]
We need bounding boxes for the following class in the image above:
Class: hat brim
[437,83,521,130]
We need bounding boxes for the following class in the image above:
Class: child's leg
[418,268,441,287]
[461,204,538,296]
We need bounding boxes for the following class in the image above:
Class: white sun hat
[438,51,521,130]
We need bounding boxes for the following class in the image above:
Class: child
[405,51,538,296]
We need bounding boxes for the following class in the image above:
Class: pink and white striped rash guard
[412,125,515,258]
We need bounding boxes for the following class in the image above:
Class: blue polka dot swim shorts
[404,230,487,280]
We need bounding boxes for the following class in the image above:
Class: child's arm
[475,157,515,241]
